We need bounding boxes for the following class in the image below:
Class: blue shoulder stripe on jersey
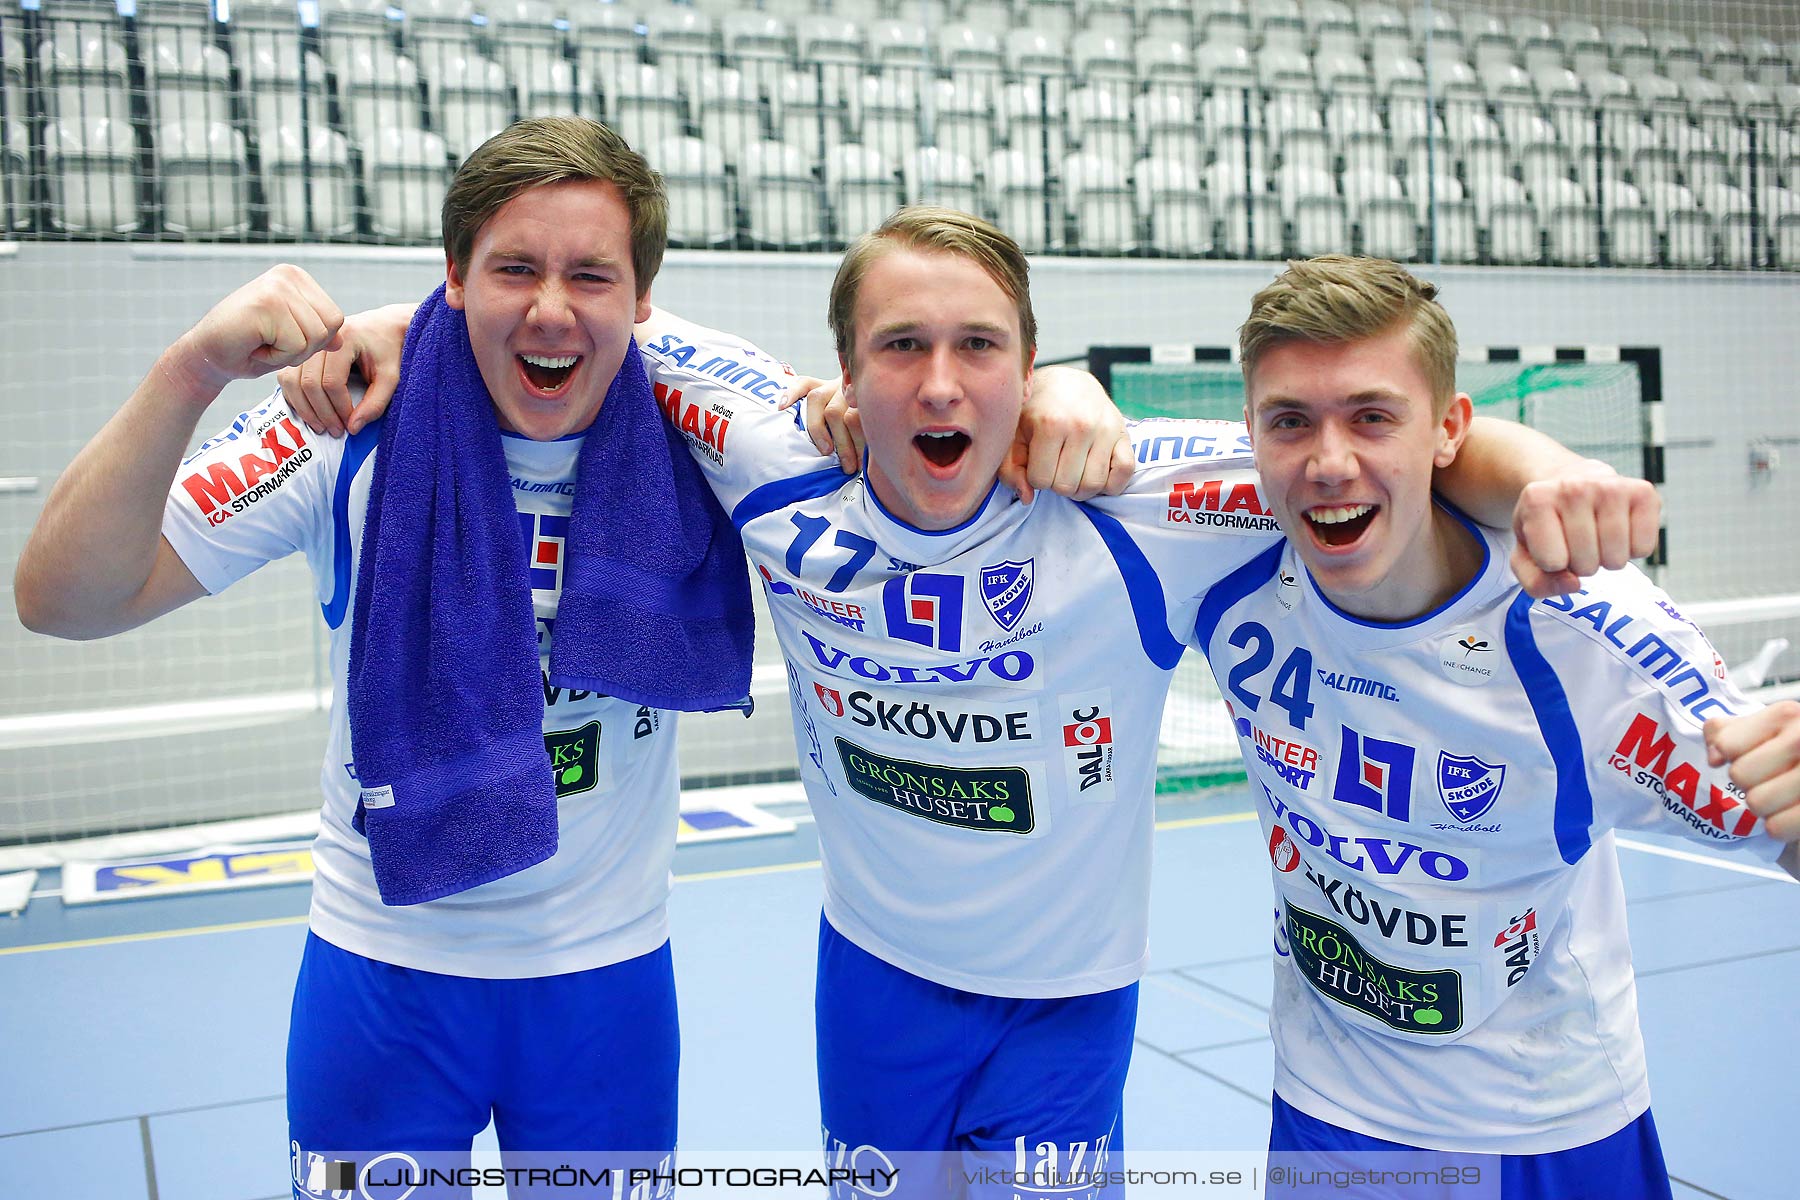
[1191,541,1286,655]
[1504,591,1593,864]
[321,419,384,630]
[1076,505,1186,670]
[730,466,850,530]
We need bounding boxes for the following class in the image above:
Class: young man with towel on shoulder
[15,117,756,1193]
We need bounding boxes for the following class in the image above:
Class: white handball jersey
[1188,507,1789,1154]
[640,312,1283,997]
[162,397,679,978]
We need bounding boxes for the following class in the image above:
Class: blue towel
[346,286,753,907]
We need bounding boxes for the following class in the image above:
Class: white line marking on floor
[1616,836,1796,882]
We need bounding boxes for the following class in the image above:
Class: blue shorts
[287,932,677,1197]
[816,915,1135,1199]
[1269,1092,1673,1200]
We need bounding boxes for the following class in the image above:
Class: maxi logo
[180,415,313,526]
[800,630,1035,686]
[1283,902,1464,1034]
[1299,862,1469,947]
[1234,713,1321,794]
[1608,712,1757,839]
[1265,784,1470,881]
[516,511,569,593]
[1436,752,1506,825]
[544,722,600,797]
[827,685,1035,745]
[1163,478,1281,531]
[834,737,1034,834]
[979,559,1035,632]
[1333,726,1415,822]
[1060,689,1115,801]
[1493,908,1541,987]
[650,381,732,465]
[1541,591,1739,722]
[883,573,964,650]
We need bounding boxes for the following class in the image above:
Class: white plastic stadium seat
[147,33,233,129]
[653,135,734,248]
[337,45,426,140]
[47,116,139,233]
[739,140,826,249]
[856,75,922,169]
[1066,87,1134,168]
[264,124,357,237]
[608,65,686,157]
[902,147,981,213]
[1220,192,1285,258]
[1665,207,1715,267]
[680,70,753,166]
[1360,197,1419,260]
[158,117,248,234]
[1134,154,1211,255]
[929,77,995,165]
[986,148,1058,251]
[1292,194,1350,256]
[826,144,899,246]
[1060,151,1135,252]
[431,54,514,159]
[365,128,452,241]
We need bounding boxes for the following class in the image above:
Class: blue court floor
[1,786,1794,1199]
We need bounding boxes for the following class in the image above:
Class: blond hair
[441,116,667,296]
[829,206,1037,368]
[1240,255,1458,412]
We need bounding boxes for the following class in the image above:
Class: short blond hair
[442,116,666,297]
[1240,255,1458,412]
[829,206,1037,368]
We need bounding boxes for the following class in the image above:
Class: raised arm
[1438,416,1661,598]
[16,265,344,639]
[281,300,677,437]
[1706,701,1800,879]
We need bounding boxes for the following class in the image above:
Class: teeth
[1308,504,1374,525]
[919,431,961,439]
[521,354,577,369]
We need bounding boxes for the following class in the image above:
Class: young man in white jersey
[1188,255,1800,1197]
[15,117,735,1198]
[301,207,1678,1197]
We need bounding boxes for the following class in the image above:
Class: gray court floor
[1,786,1794,1199]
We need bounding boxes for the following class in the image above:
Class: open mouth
[1306,503,1378,547]
[518,353,580,396]
[915,430,971,469]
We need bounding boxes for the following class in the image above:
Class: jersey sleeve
[1530,567,1788,866]
[1084,418,1285,634]
[160,392,337,593]
[636,311,844,520]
